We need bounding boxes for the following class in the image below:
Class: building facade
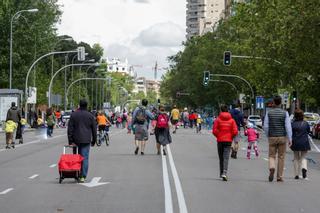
[106,58,135,77]
[186,0,225,39]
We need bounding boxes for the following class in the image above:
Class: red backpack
[157,114,169,128]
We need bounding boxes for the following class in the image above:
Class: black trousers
[217,142,232,176]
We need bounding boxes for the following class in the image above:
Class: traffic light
[292,91,297,101]
[203,71,210,86]
[223,51,231,66]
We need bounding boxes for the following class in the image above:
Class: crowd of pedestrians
[3,95,313,184]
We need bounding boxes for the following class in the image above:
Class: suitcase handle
[63,145,78,154]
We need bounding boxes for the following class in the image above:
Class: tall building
[106,58,135,77]
[186,0,225,39]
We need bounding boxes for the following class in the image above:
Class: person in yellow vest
[170,105,180,134]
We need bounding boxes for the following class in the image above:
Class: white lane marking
[0,134,66,152]
[79,177,110,188]
[161,146,173,213]
[241,147,246,151]
[29,174,39,179]
[309,136,320,153]
[167,145,188,213]
[0,188,13,195]
[263,158,268,161]
[49,164,57,168]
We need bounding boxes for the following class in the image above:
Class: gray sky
[57,0,186,80]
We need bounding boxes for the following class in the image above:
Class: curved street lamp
[9,8,38,89]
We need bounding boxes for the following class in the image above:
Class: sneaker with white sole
[221,175,228,181]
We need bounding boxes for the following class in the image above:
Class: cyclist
[96,111,111,145]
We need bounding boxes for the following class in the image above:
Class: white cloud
[57,0,186,79]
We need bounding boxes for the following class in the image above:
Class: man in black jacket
[68,99,97,183]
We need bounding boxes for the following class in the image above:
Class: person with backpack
[170,105,180,134]
[182,107,189,128]
[154,104,172,155]
[131,99,154,155]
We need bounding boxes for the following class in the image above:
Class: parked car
[311,119,320,139]
[247,115,263,127]
[304,112,319,129]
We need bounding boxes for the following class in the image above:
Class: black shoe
[163,149,166,156]
[141,152,144,155]
[11,143,15,149]
[19,140,23,144]
[231,151,237,159]
[5,145,10,149]
[134,147,139,155]
[302,169,307,179]
[157,150,160,155]
[294,175,299,179]
[269,168,275,182]
[277,178,284,182]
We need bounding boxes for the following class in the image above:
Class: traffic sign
[256,96,264,109]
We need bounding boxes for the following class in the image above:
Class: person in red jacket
[212,105,238,181]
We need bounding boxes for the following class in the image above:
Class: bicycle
[96,126,110,146]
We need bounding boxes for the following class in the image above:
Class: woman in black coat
[291,109,311,180]
[154,104,172,155]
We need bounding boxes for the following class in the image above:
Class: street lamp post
[51,37,73,78]
[10,8,38,89]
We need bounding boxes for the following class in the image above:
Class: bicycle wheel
[105,133,109,146]
[96,133,102,146]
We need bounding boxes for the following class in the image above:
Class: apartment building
[186,0,225,39]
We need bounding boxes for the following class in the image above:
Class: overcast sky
[57,0,186,80]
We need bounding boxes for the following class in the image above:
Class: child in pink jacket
[244,123,259,159]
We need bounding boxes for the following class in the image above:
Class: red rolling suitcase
[58,145,83,183]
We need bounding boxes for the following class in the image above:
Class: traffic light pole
[210,80,238,94]
[231,55,282,65]
[208,73,255,114]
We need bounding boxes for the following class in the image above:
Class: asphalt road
[0,126,320,213]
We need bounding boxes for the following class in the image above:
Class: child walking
[244,123,259,159]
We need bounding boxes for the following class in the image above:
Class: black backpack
[135,107,146,124]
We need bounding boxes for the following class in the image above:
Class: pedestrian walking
[131,99,154,155]
[290,109,311,180]
[196,114,203,133]
[230,104,246,159]
[244,123,259,159]
[68,99,97,183]
[155,104,172,155]
[212,105,238,181]
[182,107,189,128]
[170,105,180,134]
[46,108,55,137]
[5,102,21,148]
[263,95,292,182]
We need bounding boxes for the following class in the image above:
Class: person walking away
[131,99,154,155]
[212,105,238,181]
[291,109,311,180]
[55,110,62,127]
[196,114,203,133]
[263,95,292,182]
[244,123,259,159]
[155,104,172,155]
[230,104,246,159]
[17,117,27,144]
[68,99,97,183]
[170,105,180,134]
[6,102,21,148]
[189,111,194,128]
[182,108,189,128]
[46,108,55,137]
[122,110,128,129]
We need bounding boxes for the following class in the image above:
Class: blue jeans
[78,143,90,178]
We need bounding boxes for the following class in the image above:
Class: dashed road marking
[263,158,268,161]
[0,188,13,195]
[49,164,57,168]
[29,174,39,179]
